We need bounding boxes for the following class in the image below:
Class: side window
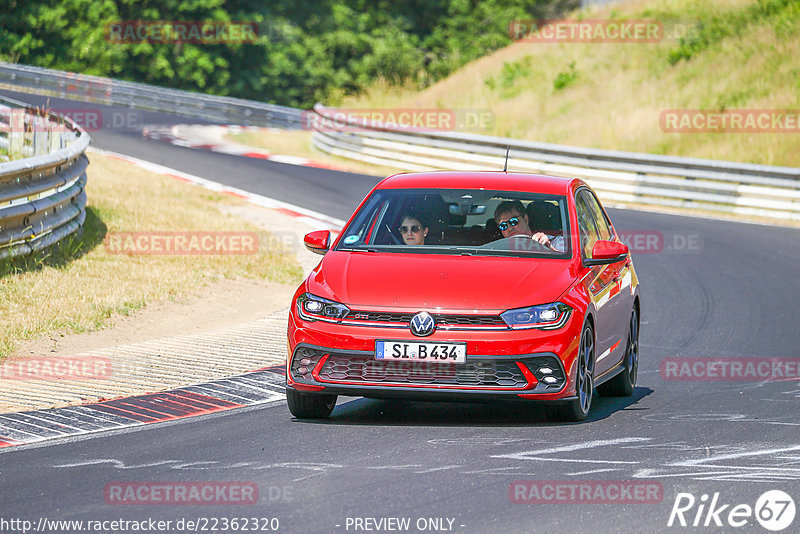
[579,190,612,241]
[575,193,599,258]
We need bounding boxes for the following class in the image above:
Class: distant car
[286,171,640,422]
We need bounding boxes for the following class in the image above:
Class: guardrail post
[49,125,63,153]
[9,108,24,159]
[33,117,48,156]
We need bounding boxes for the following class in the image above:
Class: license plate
[375,340,466,363]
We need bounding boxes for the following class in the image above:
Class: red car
[286,171,640,422]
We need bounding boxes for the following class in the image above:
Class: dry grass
[0,153,304,359]
[225,129,404,177]
[343,0,800,167]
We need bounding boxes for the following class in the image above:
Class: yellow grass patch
[342,0,799,167]
[0,153,303,359]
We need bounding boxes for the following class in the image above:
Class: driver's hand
[532,232,551,247]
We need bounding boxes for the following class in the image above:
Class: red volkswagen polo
[286,171,640,421]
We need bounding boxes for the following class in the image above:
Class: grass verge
[0,153,304,360]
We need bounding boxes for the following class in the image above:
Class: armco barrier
[0,95,89,259]
[0,61,303,129]
[310,104,800,222]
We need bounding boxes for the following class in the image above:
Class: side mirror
[304,230,331,255]
[584,240,629,266]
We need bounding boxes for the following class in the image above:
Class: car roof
[376,171,580,196]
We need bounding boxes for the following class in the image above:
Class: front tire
[546,323,595,422]
[286,389,337,419]
[598,307,639,397]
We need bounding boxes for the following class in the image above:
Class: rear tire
[286,389,337,419]
[546,323,595,422]
[598,307,639,397]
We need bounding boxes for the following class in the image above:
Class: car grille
[345,311,506,328]
[318,353,528,388]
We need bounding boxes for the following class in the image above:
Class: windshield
[335,188,571,258]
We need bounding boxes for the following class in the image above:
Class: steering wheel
[386,225,402,245]
[508,234,549,251]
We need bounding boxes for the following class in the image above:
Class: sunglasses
[398,225,423,234]
[497,216,520,231]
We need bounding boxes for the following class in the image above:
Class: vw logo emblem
[410,311,435,337]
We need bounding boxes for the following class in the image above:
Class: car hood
[306,251,577,313]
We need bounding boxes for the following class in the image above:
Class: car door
[578,189,631,375]
[576,191,614,375]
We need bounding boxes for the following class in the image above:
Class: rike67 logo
[668,490,796,531]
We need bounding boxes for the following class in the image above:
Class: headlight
[297,293,350,322]
[500,302,571,330]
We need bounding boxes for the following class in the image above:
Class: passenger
[398,213,429,246]
[494,200,564,252]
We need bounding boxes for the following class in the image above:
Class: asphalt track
[1,88,800,533]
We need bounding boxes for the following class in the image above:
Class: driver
[398,212,429,246]
[494,200,564,252]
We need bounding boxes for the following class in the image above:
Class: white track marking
[566,468,623,476]
[670,444,800,466]
[490,437,651,460]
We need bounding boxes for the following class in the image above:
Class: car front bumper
[287,307,583,403]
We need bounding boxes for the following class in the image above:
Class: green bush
[485,57,533,98]
[553,61,577,91]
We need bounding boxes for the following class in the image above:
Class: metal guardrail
[0,95,89,259]
[0,61,304,129]
[310,104,800,221]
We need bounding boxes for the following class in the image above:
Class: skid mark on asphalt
[565,468,623,476]
[642,411,800,427]
[0,367,286,450]
[490,437,651,461]
[633,444,800,482]
[489,436,800,483]
[44,421,800,483]
[50,434,800,483]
